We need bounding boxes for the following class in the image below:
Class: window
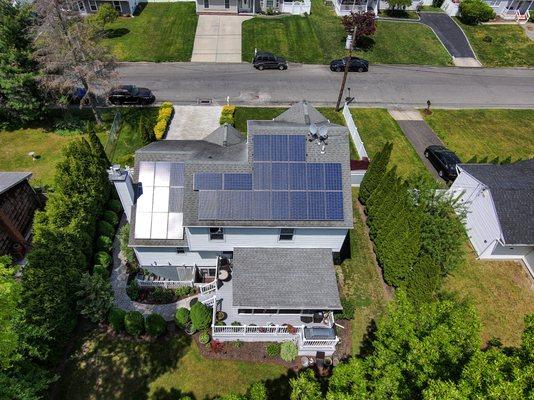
[279,228,294,241]
[238,309,253,314]
[77,1,86,12]
[266,0,273,8]
[225,0,230,8]
[278,309,301,314]
[89,0,97,11]
[209,227,224,240]
[176,247,186,254]
[113,1,122,12]
[204,0,209,8]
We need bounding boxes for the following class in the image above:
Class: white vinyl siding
[186,227,348,252]
[135,247,219,267]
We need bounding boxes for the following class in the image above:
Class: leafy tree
[124,311,144,337]
[108,307,126,332]
[88,3,119,29]
[290,369,323,400]
[76,272,113,323]
[341,11,376,49]
[248,382,268,400]
[119,224,135,263]
[459,0,495,24]
[190,302,211,331]
[326,357,367,400]
[386,0,412,9]
[145,313,166,337]
[0,256,22,369]
[0,0,43,127]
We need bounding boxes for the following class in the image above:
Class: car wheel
[358,67,364,72]
[424,151,429,158]
[336,67,342,72]
[258,65,264,71]
[279,65,285,70]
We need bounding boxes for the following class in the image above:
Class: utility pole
[335,26,357,112]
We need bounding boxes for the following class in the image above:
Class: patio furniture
[300,315,313,324]
[313,312,324,323]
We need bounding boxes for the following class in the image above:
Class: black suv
[253,52,288,71]
[330,56,369,72]
[424,145,461,181]
[108,85,155,106]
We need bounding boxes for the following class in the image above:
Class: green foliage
[145,313,166,336]
[103,210,118,227]
[98,220,114,239]
[248,382,267,400]
[96,235,113,252]
[280,341,298,362]
[118,224,135,263]
[90,3,119,28]
[124,311,145,337]
[290,369,323,400]
[359,142,392,205]
[432,0,444,7]
[190,302,211,331]
[0,256,22,369]
[76,272,114,323]
[404,255,442,306]
[108,307,126,332]
[126,279,140,301]
[336,296,356,320]
[326,357,367,399]
[175,285,193,299]
[95,251,111,268]
[199,331,211,344]
[265,343,281,357]
[174,307,190,327]
[219,105,236,125]
[0,1,43,127]
[233,340,244,348]
[387,0,412,9]
[151,287,175,304]
[154,103,173,140]
[93,264,109,279]
[459,0,495,24]
[107,198,122,214]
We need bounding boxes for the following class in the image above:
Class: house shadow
[358,319,378,357]
[104,28,130,38]
[133,2,147,16]
[263,370,298,400]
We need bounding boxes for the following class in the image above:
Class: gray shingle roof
[232,247,342,310]
[460,159,534,244]
[204,124,245,147]
[0,172,32,195]
[274,101,328,125]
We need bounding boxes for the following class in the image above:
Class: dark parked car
[253,52,288,71]
[330,57,369,72]
[108,85,155,106]
[424,145,461,181]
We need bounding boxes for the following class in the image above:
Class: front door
[239,0,253,12]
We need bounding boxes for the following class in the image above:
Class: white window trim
[209,227,225,241]
[278,228,295,242]
[77,1,86,12]
[89,0,98,11]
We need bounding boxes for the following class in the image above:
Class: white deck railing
[213,324,296,335]
[136,277,193,289]
[280,0,311,15]
[300,338,339,348]
[200,280,217,296]
[333,1,367,15]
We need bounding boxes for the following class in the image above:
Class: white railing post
[342,103,368,159]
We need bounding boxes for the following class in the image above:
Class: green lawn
[57,330,288,400]
[338,188,389,354]
[103,3,198,62]
[423,109,534,162]
[0,108,157,187]
[350,109,428,177]
[233,107,287,134]
[456,20,534,67]
[242,0,451,65]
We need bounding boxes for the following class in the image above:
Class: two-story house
[109,102,352,355]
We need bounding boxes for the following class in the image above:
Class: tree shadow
[152,388,196,400]
[358,319,378,357]
[133,2,147,16]
[263,370,297,400]
[355,36,375,52]
[104,28,130,38]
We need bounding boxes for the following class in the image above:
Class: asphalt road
[117,62,534,108]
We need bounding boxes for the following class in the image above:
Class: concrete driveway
[191,15,251,63]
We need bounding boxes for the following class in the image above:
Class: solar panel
[138,162,155,186]
[136,186,153,212]
[152,186,169,212]
[194,173,222,190]
[271,163,288,190]
[151,213,168,239]
[290,191,308,220]
[170,163,184,187]
[252,191,271,220]
[307,163,325,190]
[224,173,252,190]
[308,191,326,220]
[325,163,342,191]
[271,135,288,161]
[198,191,219,220]
[167,213,184,239]
[169,187,184,213]
[253,135,270,161]
[154,162,171,186]
[230,191,253,220]
[135,212,152,238]
[325,191,344,220]
[271,191,289,220]
[288,135,306,161]
[253,162,271,190]
[289,163,307,190]
[218,191,232,219]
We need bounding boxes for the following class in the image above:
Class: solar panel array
[135,162,185,239]
[196,134,344,221]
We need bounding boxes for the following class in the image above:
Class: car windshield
[122,85,138,95]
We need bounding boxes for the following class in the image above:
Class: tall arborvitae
[359,142,393,205]
[366,166,398,238]
[371,177,403,243]
[404,255,442,306]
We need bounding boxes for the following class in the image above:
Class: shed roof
[0,172,32,195]
[232,247,342,310]
[460,159,534,244]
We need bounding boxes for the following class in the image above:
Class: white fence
[213,324,296,335]
[280,0,311,14]
[333,1,367,15]
[342,103,368,159]
[441,0,459,16]
[136,277,194,289]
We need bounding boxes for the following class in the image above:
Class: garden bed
[129,284,198,305]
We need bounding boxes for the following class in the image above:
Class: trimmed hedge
[107,198,122,214]
[154,102,173,140]
[95,251,111,268]
[96,235,113,252]
[124,311,145,336]
[219,105,236,126]
[98,220,114,239]
[175,307,190,327]
[199,331,211,344]
[280,341,298,361]
[94,264,108,279]
[108,307,126,332]
[459,0,494,24]
[103,210,118,227]
[190,302,211,331]
[145,313,166,336]
[126,279,140,301]
[266,343,281,357]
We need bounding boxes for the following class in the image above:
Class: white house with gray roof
[109,102,352,355]
[448,159,534,277]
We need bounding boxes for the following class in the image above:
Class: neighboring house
[0,172,42,260]
[448,159,534,277]
[109,102,352,355]
[196,0,311,15]
[441,0,532,22]
[75,0,139,16]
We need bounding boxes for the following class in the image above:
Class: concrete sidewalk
[166,105,222,140]
[388,109,446,182]
[191,15,251,63]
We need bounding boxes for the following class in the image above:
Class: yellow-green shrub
[161,101,173,109]
[219,105,236,126]
[154,119,167,140]
[157,106,173,122]
[153,102,174,140]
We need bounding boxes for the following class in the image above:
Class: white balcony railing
[200,280,217,296]
[280,0,311,15]
[300,338,339,348]
[333,1,367,15]
[213,324,297,335]
[136,276,193,289]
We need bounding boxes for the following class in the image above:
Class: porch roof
[232,247,342,310]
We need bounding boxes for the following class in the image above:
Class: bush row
[219,105,236,126]
[109,308,167,337]
[153,102,173,140]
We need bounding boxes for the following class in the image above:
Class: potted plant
[216,311,227,322]
[184,322,196,336]
[324,356,333,367]
[284,324,297,335]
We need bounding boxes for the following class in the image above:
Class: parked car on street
[108,85,155,106]
[253,52,288,71]
[329,57,369,72]
[424,145,461,181]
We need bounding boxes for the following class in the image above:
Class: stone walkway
[166,105,222,140]
[191,15,251,63]
[522,22,534,41]
[111,217,197,321]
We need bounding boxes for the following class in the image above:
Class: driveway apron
[191,15,251,63]
[419,13,479,66]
